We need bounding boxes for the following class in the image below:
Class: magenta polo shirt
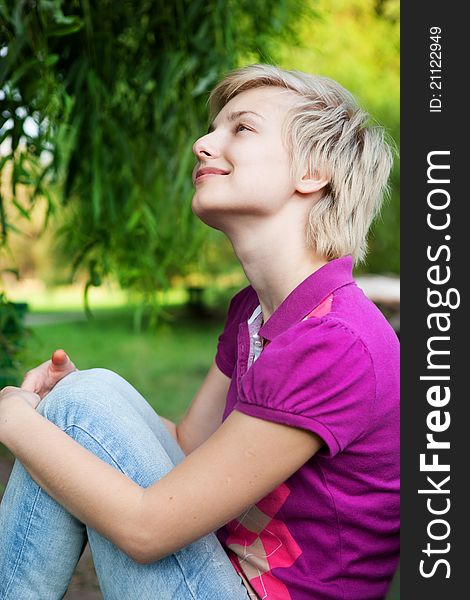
[215,256,400,600]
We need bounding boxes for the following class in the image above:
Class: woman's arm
[136,408,322,563]
[176,361,231,454]
[149,361,231,450]
[0,390,144,555]
[0,389,322,564]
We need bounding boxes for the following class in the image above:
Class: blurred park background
[0,1,399,597]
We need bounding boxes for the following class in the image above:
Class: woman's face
[191,86,298,230]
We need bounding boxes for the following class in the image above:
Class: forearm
[160,414,204,457]
[1,401,145,559]
[160,415,195,456]
[159,415,179,443]
[174,362,229,455]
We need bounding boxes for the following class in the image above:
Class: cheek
[237,142,291,179]
[247,152,293,196]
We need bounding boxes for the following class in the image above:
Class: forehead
[214,86,298,124]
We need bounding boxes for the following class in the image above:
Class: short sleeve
[215,286,258,378]
[234,317,376,457]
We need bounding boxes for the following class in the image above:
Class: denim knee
[73,367,128,389]
[37,370,122,430]
[36,370,178,485]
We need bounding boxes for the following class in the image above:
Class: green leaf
[47,20,84,37]
[0,193,7,243]
[11,198,32,221]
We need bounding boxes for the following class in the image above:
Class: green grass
[4,282,190,313]
[18,307,224,423]
[387,566,400,600]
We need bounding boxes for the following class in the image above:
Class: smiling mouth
[194,172,229,184]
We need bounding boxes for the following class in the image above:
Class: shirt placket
[236,308,264,394]
[236,322,249,393]
[247,311,264,367]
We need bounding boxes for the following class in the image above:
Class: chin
[191,196,225,231]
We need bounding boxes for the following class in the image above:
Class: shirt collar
[258,255,355,342]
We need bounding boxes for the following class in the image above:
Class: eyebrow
[207,110,265,134]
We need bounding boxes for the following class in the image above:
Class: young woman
[0,64,399,600]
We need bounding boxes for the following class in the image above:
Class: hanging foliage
[0,0,308,308]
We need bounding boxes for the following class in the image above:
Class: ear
[295,168,329,195]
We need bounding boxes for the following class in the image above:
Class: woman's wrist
[0,394,19,445]
[0,389,37,448]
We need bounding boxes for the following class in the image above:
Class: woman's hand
[0,386,41,410]
[21,349,77,400]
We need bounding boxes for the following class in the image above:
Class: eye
[234,123,250,133]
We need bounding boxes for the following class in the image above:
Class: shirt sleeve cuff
[233,400,340,457]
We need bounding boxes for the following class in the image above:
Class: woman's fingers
[21,367,45,393]
[0,386,40,410]
[51,349,76,374]
[20,350,76,399]
[51,349,70,368]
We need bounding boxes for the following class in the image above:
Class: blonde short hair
[209,64,394,263]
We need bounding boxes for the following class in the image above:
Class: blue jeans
[0,369,251,600]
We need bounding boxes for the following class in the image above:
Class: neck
[226,213,328,322]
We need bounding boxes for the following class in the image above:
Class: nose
[192,132,219,160]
